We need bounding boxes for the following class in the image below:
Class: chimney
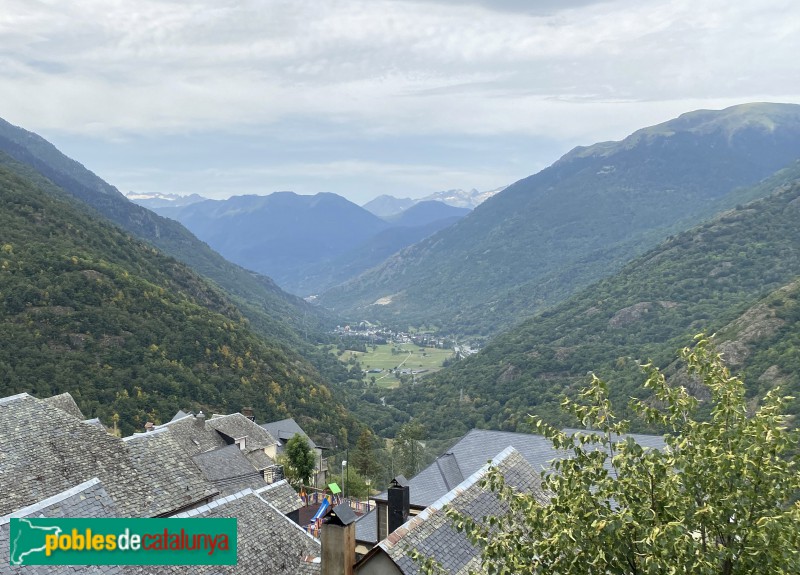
[321,503,356,575]
[388,477,410,534]
[241,406,255,421]
[194,411,206,429]
[144,422,154,432]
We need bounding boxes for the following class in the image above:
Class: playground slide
[310,497,330,522]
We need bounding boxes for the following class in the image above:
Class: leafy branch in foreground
[433,335,799,574]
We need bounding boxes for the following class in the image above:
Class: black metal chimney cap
[327,503,357,526]
[389,475,409,488]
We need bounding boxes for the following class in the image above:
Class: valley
[5,103,800,448]
[338,343,455,389]
[5,3,800,571]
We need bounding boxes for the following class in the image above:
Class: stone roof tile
[255,480,304,515]
[122,428,218,514]
[192,445,267,497]
[0,393,214,518]
[0,478,121,574]
[207,413,277,452]
[385,428,665,508]
[41,392,85,420]
[170,489,321,575]
[156,414,227,456]
[378,448,548,575]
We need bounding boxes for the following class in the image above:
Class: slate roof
[0,478,121,574]
[169,489,321,575]
[383,428,666,508]
[355,508,378,544]
[160,412,278,461]
[82,417,106,430]
[261,417,316,449]
[207,413,278,451]
[255,480,304,515]
[0,393,150,517]
[244,448,274,471]
[156,413,227,456]
[0,393,217,519]
[372,447,548,575]
[41,392,85,420]
[122,428,218,514]
[170,409,192,422]
[191,444,267,497]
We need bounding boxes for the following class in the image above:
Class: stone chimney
[241,406,255,421]
[388,476,410,534]
[321,503,356,575]
[194,411,206,429]
[144,422,154,432]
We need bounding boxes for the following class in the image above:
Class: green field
[338,343,454,389]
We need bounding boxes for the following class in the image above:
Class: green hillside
[0,117,334,345]
[0,155,359,439]
[380,167,800,439]
[319,103,800,337]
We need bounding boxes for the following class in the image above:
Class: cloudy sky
[2,0,799,204]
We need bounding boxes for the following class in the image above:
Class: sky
[2,0,799,205]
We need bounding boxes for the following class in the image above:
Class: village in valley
[333,323,479,386]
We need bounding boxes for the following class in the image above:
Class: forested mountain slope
[0,117,331,343]
[320,103,800,336]
[0,155,359,440]
[154,194,469,296]
[381,166,800,439]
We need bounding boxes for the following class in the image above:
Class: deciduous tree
[444,336,800,574]
[285,434,316,487]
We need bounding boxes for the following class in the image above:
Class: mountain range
[0,152,361,439]
[362,186,505,217]
[4,102,800,450]
[126,191,207,209]
[318,103,800,337]
[152,193,470,295]
[377,160,800,439]
[0,117,333,345]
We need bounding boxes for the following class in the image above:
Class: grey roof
[434,453,463,492]
[374,448,548,575]
[0,393,216,519]
[170,489,321,575]
[0,478,121,574]
[157,412,277,459]
[261,417,316,449]
[82,417,106,430]
[207,413,278,452]
[157,413,228,456]
[255,480,304,515]
[387,428,666,508]
[0,393,149,517]
[170,409,192,422]
[192,444,267,497]
[355,508,378,544]
[245,448,274,471]
[41,392,85,420]
[122,428,218,514]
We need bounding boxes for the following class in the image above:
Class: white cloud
[1,0,799,200]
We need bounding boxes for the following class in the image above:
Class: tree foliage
[393,421,428,477]
[353,428,378,480]
[285,434,316,487]
[0,160,361,441]
[446,336,800,574]
[388,173,800,440]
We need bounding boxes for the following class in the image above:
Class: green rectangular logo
[9,518,237,565]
